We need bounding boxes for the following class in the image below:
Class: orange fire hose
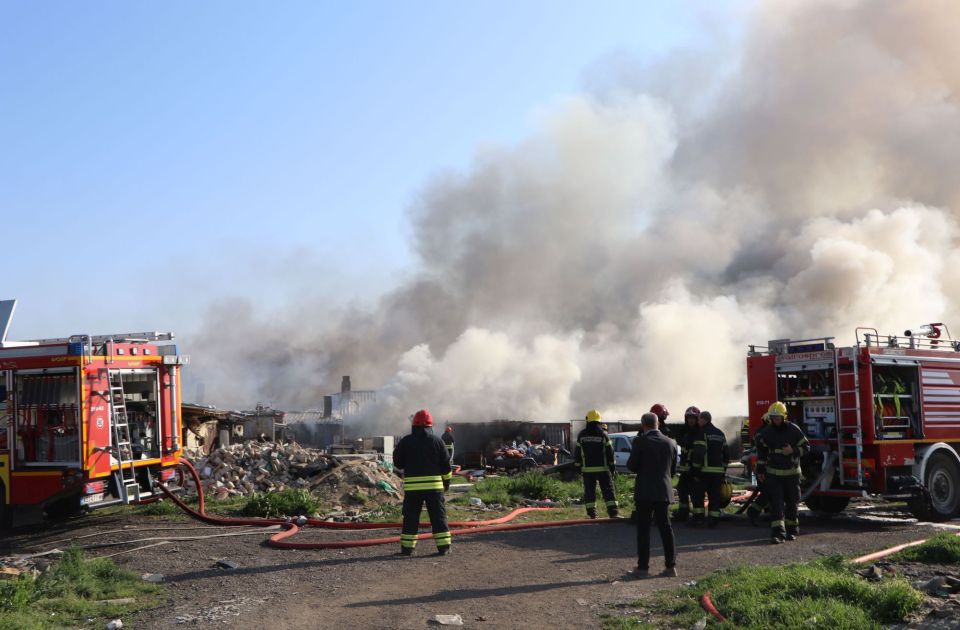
[158,458,622,550]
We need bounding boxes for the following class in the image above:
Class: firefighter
[755,401,810,544]
[393,409,453,556]
[690,410,728,528]
[441,425,455,465]
[673,406,700,522]
[574,409,619,519]
[650,403,670,437]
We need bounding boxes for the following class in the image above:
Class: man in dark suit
[627,412,679,578]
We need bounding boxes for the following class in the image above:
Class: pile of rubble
[187,442,404,509]
[0,549,62,580]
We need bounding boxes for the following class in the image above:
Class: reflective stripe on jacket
[393,426,452,490]
[691,423,728,475]
[574,424,614,473]
[755,422,809,476]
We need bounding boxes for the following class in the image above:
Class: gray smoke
[186,0,960,435]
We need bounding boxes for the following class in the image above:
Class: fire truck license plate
[81,493,105,505]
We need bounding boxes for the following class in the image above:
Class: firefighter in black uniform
[574,409,619,519]
[690,410,728,528]
[755,401,810,544]
[441,425,455,465]
[673,406,700,522]
[393,409,453,555]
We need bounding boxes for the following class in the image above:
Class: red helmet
[684,405,701,419]
[650,403,669,418]
[412,409,433,427]
[445,426,453,433]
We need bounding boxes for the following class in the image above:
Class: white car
[608,432,639,472]
[608,430,681,473]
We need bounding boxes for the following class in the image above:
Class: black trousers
[693,474,724,521]
[675,471,693,513]
[746,482,769,516]
[765,474,800,536]
[635,500,676,570]
[401,490,450,550]
[582,471,618,515]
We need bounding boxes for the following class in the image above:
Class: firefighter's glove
[443,479,450,492]
[782,444,794,456]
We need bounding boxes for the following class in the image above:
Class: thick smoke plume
[187,0,960,436]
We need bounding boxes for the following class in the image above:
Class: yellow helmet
[767,401,788,418]
[715,481,733,509]
[585,409,603,423]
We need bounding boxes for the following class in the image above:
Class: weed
[891,532,960,564]
[241,488,323,517]
[0,547,160,629]
[605,555,923,630]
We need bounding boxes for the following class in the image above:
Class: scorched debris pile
[187,442,403,509]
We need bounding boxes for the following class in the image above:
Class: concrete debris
[215,559,239,570]
[175,597,268,625]
[856,565,885,581]
[97,598,136,605]
[141,573,165,583]
[432,614,464,626]
[0,551,59,579]
[105,620,123,630]
[185,442,403,511]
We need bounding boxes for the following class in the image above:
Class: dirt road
[5,507,949,629]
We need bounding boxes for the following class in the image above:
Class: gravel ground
[3,505,954,630]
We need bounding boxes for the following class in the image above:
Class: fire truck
[0,300,187,527]
[746,323,960,521]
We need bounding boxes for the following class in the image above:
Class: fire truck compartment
[14,369,81,465]
[112,369,162,461]
[870,363,922,440]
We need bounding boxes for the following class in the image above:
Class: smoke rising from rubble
[187,0,960,436]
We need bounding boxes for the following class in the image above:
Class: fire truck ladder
[108,370,140,503]
[833,348,864,489]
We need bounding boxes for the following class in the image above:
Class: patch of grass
[461,472,635,510]
[240,488,323,518]
[0,547,161,630]
[891,531,960,564]
[605,555,924,630]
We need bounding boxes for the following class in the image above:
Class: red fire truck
[0,301,187,527]
[746,324,960,521]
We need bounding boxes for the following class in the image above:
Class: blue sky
[1,1,726,341]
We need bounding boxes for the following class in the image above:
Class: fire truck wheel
[804,495,850,514]
[915,452,960,521]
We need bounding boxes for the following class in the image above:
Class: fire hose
[157,458,622,550]
[734,451,840,514]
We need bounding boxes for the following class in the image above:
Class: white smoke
[186,0,960,435]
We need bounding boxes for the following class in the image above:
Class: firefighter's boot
[687,508,705,527]
[437,546,451,556]
[586,507,598,519]
[746,504,762,527]
[607,507,620,519]
[771,520,786,544]
[399,547,414,556]
[785,522,799,541]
